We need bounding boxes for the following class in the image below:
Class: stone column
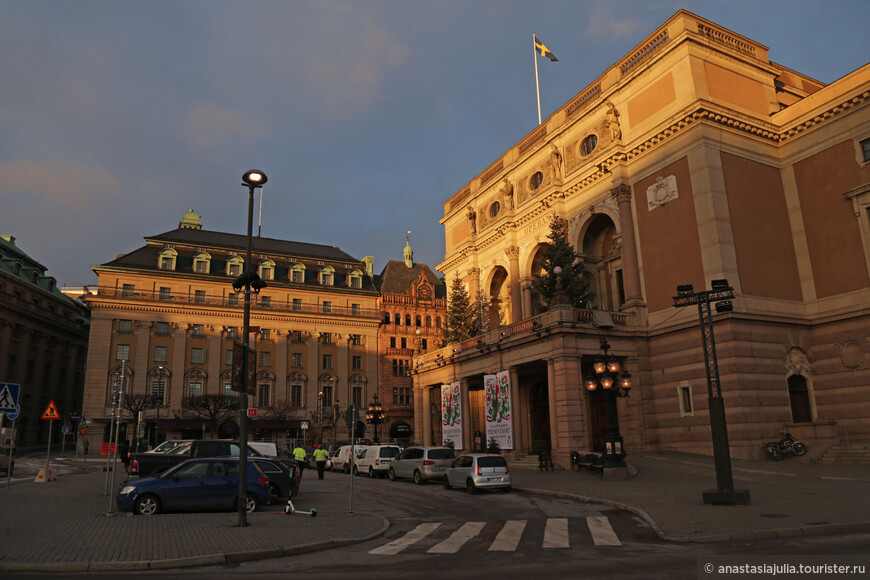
[612,184,644,305]
[505,247,522,323]
[466,268,481,302]
[508,367,521,453]
[521,280,534,321]
[546,359,559,453]
[422,386,432,446]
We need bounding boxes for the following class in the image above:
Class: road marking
[489,520,527,551]
[427,521,485,553]
[369,522,441,555]
[586,516,621,546]
[543,518,570,548]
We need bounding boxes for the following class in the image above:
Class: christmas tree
[444,274,478,344]
[531,213,594,311]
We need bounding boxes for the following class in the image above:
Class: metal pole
[104,374,118,495]
[108,359,126,513]
[238,184,255,527]
[5,419,15,488]
[44,419,53,480]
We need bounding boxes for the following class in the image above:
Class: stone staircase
[817,445,870,465]
[508,454,545,471]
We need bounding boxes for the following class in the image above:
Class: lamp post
[152,366,167,447]
[673,280,749,505]
[234,169,268,527]
[584,338,631,468]
[365,393,385,444]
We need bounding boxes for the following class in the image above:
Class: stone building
[413,10,870,466]
[0,235,90,446]
[81,211,380,449]
[375,239,446,445]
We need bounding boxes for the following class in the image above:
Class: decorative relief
[839,338,866,370]
[500,178,515,209]
[784,348,810,377]
[646,175,678,211]
[466,206,477,235]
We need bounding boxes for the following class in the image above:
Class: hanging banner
[441,382,463,449]
[484,371,513,450]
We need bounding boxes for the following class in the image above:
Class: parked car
[128,440,265,478]
[331,445,357,474]
[248,442,278,457]
[443,454,511,494]
[353,444,401,478]
[147,440,192,454]
[389,446,455,484]
[251,457,299,501]
[116,458,271,515]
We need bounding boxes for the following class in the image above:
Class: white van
[353,444,401,478]
[247,441,278,457]
[332,444,364,474]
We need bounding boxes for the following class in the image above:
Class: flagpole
[533,33,542,125]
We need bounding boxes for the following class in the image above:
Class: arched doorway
[528,244,548,314]
[787,375,812,423]
[528,380,551,452]
[390,421,413,446]
[581,214,623,311]
[488,267,510,327]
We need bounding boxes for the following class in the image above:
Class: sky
[2,1,868,288]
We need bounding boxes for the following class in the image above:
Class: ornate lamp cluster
[585,338,632,397]
[365,393,385,444]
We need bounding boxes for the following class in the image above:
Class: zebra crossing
[369,517,622,555]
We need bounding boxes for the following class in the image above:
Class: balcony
[86,286,381,319]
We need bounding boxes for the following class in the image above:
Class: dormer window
[320,266,334,286]
[193,251,211,274]
[258,259,276,281]
[158,248,177,271]
[348,269,363,289]
[290,263,306,283]
[226,255,244,276]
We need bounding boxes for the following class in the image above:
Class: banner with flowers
[441,382,463,449]
[484,370,513,450]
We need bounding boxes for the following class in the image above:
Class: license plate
[488,477,504,482]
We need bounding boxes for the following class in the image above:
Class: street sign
[42,400,60,420]
[247,408,258,417]
[231,341,257,395]
[78,417,87,429]
[300,420,309,430]
[62,423,72,435]
[0,383,21,415]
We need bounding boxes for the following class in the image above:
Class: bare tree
[121,394,156,446]
[181,395,240,438]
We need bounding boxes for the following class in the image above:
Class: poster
[441,382,463,449]
[484,370,513,450]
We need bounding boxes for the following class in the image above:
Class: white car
[353,445,401,478]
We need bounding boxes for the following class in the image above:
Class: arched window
[394,313,401,325]
[193,251,211,274]
[256,370,275,408]
[258,259,276,281]
[435,316,442,328]
[320,266,335,286]
[226,255,244,277]
[158,248,177,271]
[425,316,432,327]
[405,314,412,326]
[318,373,337,406]
[289,263,306,283]
[287,372,307,407]
[184,368,207,401]
[348,268,363,289]
[382,312,391,324]
[415,315,422,327]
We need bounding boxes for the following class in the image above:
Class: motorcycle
[765,430,807,460]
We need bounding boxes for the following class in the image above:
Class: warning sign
[42,400,60,420]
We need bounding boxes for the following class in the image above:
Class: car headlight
[120,485,136,494]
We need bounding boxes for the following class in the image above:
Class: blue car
[117,458,271,515]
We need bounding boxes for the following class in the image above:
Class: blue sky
[2,0,868,287]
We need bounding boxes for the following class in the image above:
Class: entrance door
[529,381,551,452]
[469,389,485,451]
[588,394,609,453]
[787,375,812,423]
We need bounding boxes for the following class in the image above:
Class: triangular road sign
[42,400,60,420]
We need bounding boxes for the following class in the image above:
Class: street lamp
[584,338,631,468]
[235,169,268,527]
[365,393,385,444]
[152,366,168,447]
[673,280,749,506]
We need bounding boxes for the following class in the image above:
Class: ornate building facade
[81,211,380,449]
[413,10,870,466]
[0,235,90,446]
[375,239,446,445]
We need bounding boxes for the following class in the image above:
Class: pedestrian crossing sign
[42,400,60,420]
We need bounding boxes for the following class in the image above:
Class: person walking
[313,445,329,479]
[118,439,131,472]
[292,444,306,474]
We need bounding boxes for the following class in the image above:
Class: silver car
[443,454,511,493]
[389,446,455,484]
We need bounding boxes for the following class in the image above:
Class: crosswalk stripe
[427,521,486,554]
[586,516,622,546]
[488,520,527,551]
[542,518,570,548]
[369,522,442,555]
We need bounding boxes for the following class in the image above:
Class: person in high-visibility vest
[292,445,307,473]
[313,445,329,479]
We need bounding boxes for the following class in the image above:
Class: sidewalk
[510,451,870,542]
[1,451,869,571]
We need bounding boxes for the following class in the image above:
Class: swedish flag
[534,35,558,62]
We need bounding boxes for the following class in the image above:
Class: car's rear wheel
[443,476,451,490]
[413,470,423,485]
[134,494,160,515]
[466,479,478,495]
[269,484,280,503]
[388,468,396,481]
[241,493,258,513]
[353,465,359,476]
[368,466,376,479]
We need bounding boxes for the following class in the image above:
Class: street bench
[570,451,604,475]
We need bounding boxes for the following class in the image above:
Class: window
[292,298,302,311]
[422,339,428,350]
[348,269,363,288]
[390,337,396,348]
[159,287,171,300]
[159,247,177,270]
[322,354,333,369]
[394,313,401,325]
[678,382,694,417]
[320,266,334,286]
[191,324,204,337]
[290,384,302,407]
[322,332,332,345]
[352,355,362,370]
[116,344,130,361]
[415,315,422,327]
[290,264,305,283]
[188,382,202,398]
[156,322,169,336]
[350,334,361,346]
[122,284,134,297]
[226,349,233,366]
[258,384,271,407]
[194,290,206,303]
[489,201,500,218]
[228,293,239,306]
[529,171,544,190]
[425,316,432,327]
[118,319,132,333]
[291,353,303,368]
[152,380,166,404]
[226,256,244,277]
[292,330,304,343]
[392,359,409,377]
[321,385,333,406]
[580,134,598,156]
[260,296,271,308]
[259,260,275,281]
[193,252,211,274]
[154,346,167,363]
[352,386,363,408]
[383,312,391,324]
[227,326,238,339]
[322,301,332,313]
[393,387,411,405]
[260,328,271,339]
[401,337,407,349]
[862,137,870,162]
[223,383,234,403]
[405,314,412,326]
[351,303,360,316]
[160,257,173,270]
[191,348,205,365]
[259,351,271,367]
